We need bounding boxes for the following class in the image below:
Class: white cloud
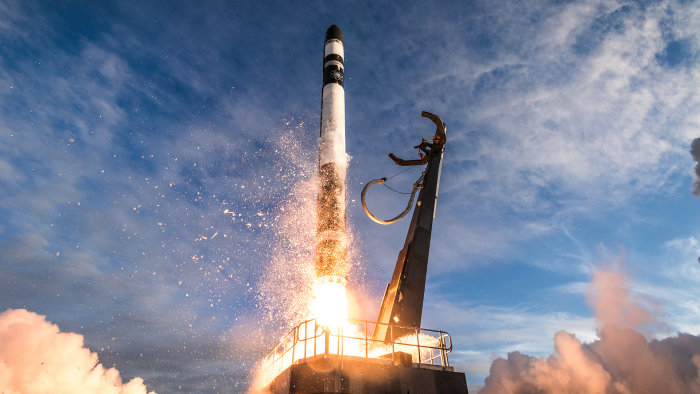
[481,265,700,394]
[0,308,154,394]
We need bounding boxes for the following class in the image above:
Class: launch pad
[267,355,466,394]
[261,319,467,393]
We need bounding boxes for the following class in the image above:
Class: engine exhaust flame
[310,277,349,329]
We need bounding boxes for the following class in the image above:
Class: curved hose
[361,172,425,225]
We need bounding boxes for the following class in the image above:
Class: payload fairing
[315,25,348,285]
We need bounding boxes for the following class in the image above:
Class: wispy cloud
[350,0,700,278]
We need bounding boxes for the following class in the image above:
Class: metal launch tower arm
[371,112,446,343]
[388,111,446,166]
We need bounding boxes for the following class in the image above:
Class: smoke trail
[481,264,700,394]
[691,138,700,197]
[0,308,155,394]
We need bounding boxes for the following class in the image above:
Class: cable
[382,183,412,195]
[385,166,414,181]
[360,170,426,225]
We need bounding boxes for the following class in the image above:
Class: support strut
[371,112,446,343]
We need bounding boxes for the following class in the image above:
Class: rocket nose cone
[325,25,343,43]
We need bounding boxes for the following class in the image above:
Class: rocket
[315,25,348,285]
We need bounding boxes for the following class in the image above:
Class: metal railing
[260,318,453,383]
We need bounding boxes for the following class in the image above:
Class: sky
[1,0,699,392]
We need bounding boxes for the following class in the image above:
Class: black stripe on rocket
[323,54,344,87]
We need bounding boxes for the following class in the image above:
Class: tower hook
[361,170,426,225]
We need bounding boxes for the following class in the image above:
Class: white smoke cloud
[481,264,700,394]
[0,309,155,394]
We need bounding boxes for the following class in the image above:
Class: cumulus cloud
[481,266,700,394]
[0,309,155,394]
[691,138,700,196]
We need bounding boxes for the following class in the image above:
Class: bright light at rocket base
[257,280,444,387]
[254,183,446,385]
[256,233,447,388]
[310,277,349,329]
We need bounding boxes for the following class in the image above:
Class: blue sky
[1,0,699,392]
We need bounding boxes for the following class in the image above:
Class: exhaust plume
[0,308,154,394]
[481,264,700,394]
[691,138,700,197]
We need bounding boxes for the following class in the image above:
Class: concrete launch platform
[266,354,468,394]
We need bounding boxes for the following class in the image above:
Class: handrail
[260,318,454,383]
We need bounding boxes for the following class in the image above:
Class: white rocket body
[315,25,348,284]
[319,39,346,174]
